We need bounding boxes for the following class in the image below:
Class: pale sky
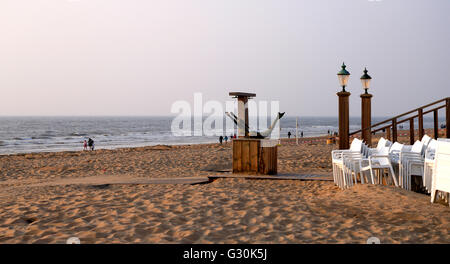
[0,0,449,116]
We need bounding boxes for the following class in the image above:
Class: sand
[0,138,449,244]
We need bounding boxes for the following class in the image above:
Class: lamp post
[337,62,351,149]
[337,62,350,92]
[360,68,373,146]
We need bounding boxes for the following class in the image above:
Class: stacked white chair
[423,139,437,193]
[398,140,424,190]
[387,142,405,184]
[360,142,398,187]
[342,143,370,186]
[368,137,391,156]
[421,135,432,147]
[398,135,433,190]
[430,140,450,206]
[331,138,363,189]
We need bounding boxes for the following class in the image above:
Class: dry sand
[0,137,448,244]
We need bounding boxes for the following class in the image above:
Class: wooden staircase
[350,97,450,144]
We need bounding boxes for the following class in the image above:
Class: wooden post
[337,91,351,149]
[229,92,256,138]
[409,118,415,145]
[237,97,249,138]
[361,93,373,146]
[392,119,398,143]
[447,98,450,139]
[434,109,439,139]
[386,127,391,141]
[418,108,424,140]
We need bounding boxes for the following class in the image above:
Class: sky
[0,0,449,117]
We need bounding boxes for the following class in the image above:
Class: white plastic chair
[342,143,371,186]
[331,138,363,189]
[388,142,405,183]
[421,135,432,148]
[368,137,391,156]
[360,143,399,187]
[423,139,437,193]
[399,140,424,190]
[430,140,450,206]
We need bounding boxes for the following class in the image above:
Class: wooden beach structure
[232,138,278,175]
[229,92,278,175]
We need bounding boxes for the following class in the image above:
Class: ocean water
[0,116,446,155]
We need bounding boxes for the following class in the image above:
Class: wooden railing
[349,97,450,144]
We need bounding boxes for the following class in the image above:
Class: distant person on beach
[219,136,223,144]
[83,140,87,151]
[288,131,291,138]
[328,130,330,135]
[224,136,228,143]
[301,131,304,138]
[88,138,95,151]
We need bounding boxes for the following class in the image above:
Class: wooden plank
[259,146,266,174]
[434,109,439,139]
[409,118,415,145]
[386,127,391,141]
[272,147,278,174]
[250,140,259,172]
[447,98,450,138]
[118,177,211,185]
[418,108,424,139]
[229,92,256,98]
[242,139,250,171]
[208,174,333,181]
[392,118,397,142]
[233,140,242,173]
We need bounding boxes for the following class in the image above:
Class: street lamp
[337,62,350,92]
[360,67,372,94]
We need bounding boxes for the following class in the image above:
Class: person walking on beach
[288,131,291,138]
[219,135,223,144]
[224,135,228,143]
[88,138,95,151]
[301,131,304,138]
[83,140,88,151]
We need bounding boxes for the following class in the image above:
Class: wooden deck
[208,173,333,181]
[92,177,212,186]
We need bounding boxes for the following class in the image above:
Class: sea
[0,116,446,155]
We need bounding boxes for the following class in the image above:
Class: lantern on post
[360,67,373,146]
[336,62,351,149]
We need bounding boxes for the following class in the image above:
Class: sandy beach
[0,136,449,244]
